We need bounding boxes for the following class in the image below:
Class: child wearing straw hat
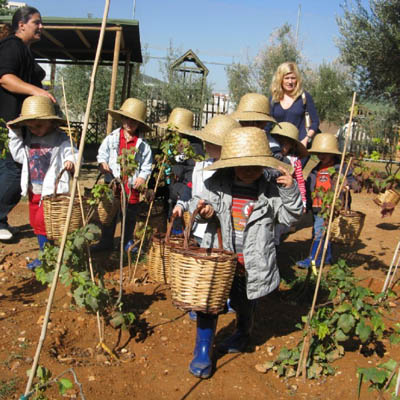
[171,114,241,241]
[93,98,152,253]
[7,95,77,269]
[296,133,356,268]
[270,122,308,244]
[230,92,282,157]
[155,107,204,234]
[187,127,303,379]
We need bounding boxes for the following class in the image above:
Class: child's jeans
[29,191,46,236]
[312,213,325,240]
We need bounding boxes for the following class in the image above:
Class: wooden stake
[24,0,111,395]
[106,29,121,133]
[296,92,357,379]
[61,77,104,343]
[382,240,400,295]
[129,156,167,283]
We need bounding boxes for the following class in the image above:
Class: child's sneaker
[296,257,311,269]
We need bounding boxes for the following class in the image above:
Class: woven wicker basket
[43,168,87,243]
[169,210,237,314]
[87,174,120,226]
[146,216,186,284]
[373,189,400,207]
[331,201,366,246]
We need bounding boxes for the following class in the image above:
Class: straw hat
[230,93,277,123]
[270,122,308,158]
[205,127,292,172]
[156,107,197,136]
[196,115,241,146]
[308,133,342,155]
[107,98,152,132]
[8,96,66,127]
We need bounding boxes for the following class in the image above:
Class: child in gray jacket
[187,126,303,379]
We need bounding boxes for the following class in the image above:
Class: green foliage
[311,167,342,220]
[0,378,18,399]
[26,365,73,400]
[256,23,302,95]
[357,359,400,399]
[271,259,389,379]
[160,42,212,114]
[0,118,9,159]
[337,0,400,108]
[226,63,256,106]
[307,62,353,125]
[34,224,135,328]
[118,147,139,178]
[0,0,13,15]
[87,183,114,206]
[154,129,203,185]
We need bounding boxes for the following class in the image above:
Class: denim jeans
[312,213,325,240]
[0,159,22,229]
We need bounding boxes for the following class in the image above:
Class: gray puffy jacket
[189,169,303,300]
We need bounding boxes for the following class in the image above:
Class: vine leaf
[355,320,372,343]
[338,313,355,334]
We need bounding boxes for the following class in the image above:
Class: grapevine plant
[0,118,9,159]
[265,259,397,379]
[35,224,135,330]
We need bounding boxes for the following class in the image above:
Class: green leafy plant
[27,365,73,400]
[269,259,390,379]
[87,183,114,206]
[118,147,139,179]
[357,359,400,399]
[154,129,203,186]
[35,224,135,329]
[0,119,9,159]
[0,378,18,399]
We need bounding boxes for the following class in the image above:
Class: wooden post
[106,29,122,133]
[121,50,131,102]
[50,60,56,90]
[24,0,111,395]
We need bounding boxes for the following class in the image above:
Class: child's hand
[172,205,183,218]
[133,177,145,190]
[276,167,294,188]
[99,162,111,175]
[197,199,214,219]
[64,161,74,173]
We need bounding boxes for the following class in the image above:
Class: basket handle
[184,206,223,250]
[344,188,350,214]
[52,167,71,197]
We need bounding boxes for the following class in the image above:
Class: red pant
[29,191,46,236]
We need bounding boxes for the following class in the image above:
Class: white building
[6,1,27,10]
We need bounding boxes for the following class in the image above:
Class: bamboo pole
[382,240,400,295]
[61,77,104,343]
[296,92,357,379]
[24,1,111,395]
[129,156,167,283]
[106,29,122,133]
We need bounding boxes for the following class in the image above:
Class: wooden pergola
[0,16,142,133]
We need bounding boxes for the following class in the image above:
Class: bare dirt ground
[0,188,399,400]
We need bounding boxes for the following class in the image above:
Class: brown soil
[0,191,399,400]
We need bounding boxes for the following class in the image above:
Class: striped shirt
[231,179,258,269]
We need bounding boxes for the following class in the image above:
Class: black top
[0,35,45,122]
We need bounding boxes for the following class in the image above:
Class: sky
[28,0,367,94]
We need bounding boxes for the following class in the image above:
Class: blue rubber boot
[296,240,332,269]
[218,301,256,354]
[189,314,217,379]
[28,235,49,270]
[124,240,138,255]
